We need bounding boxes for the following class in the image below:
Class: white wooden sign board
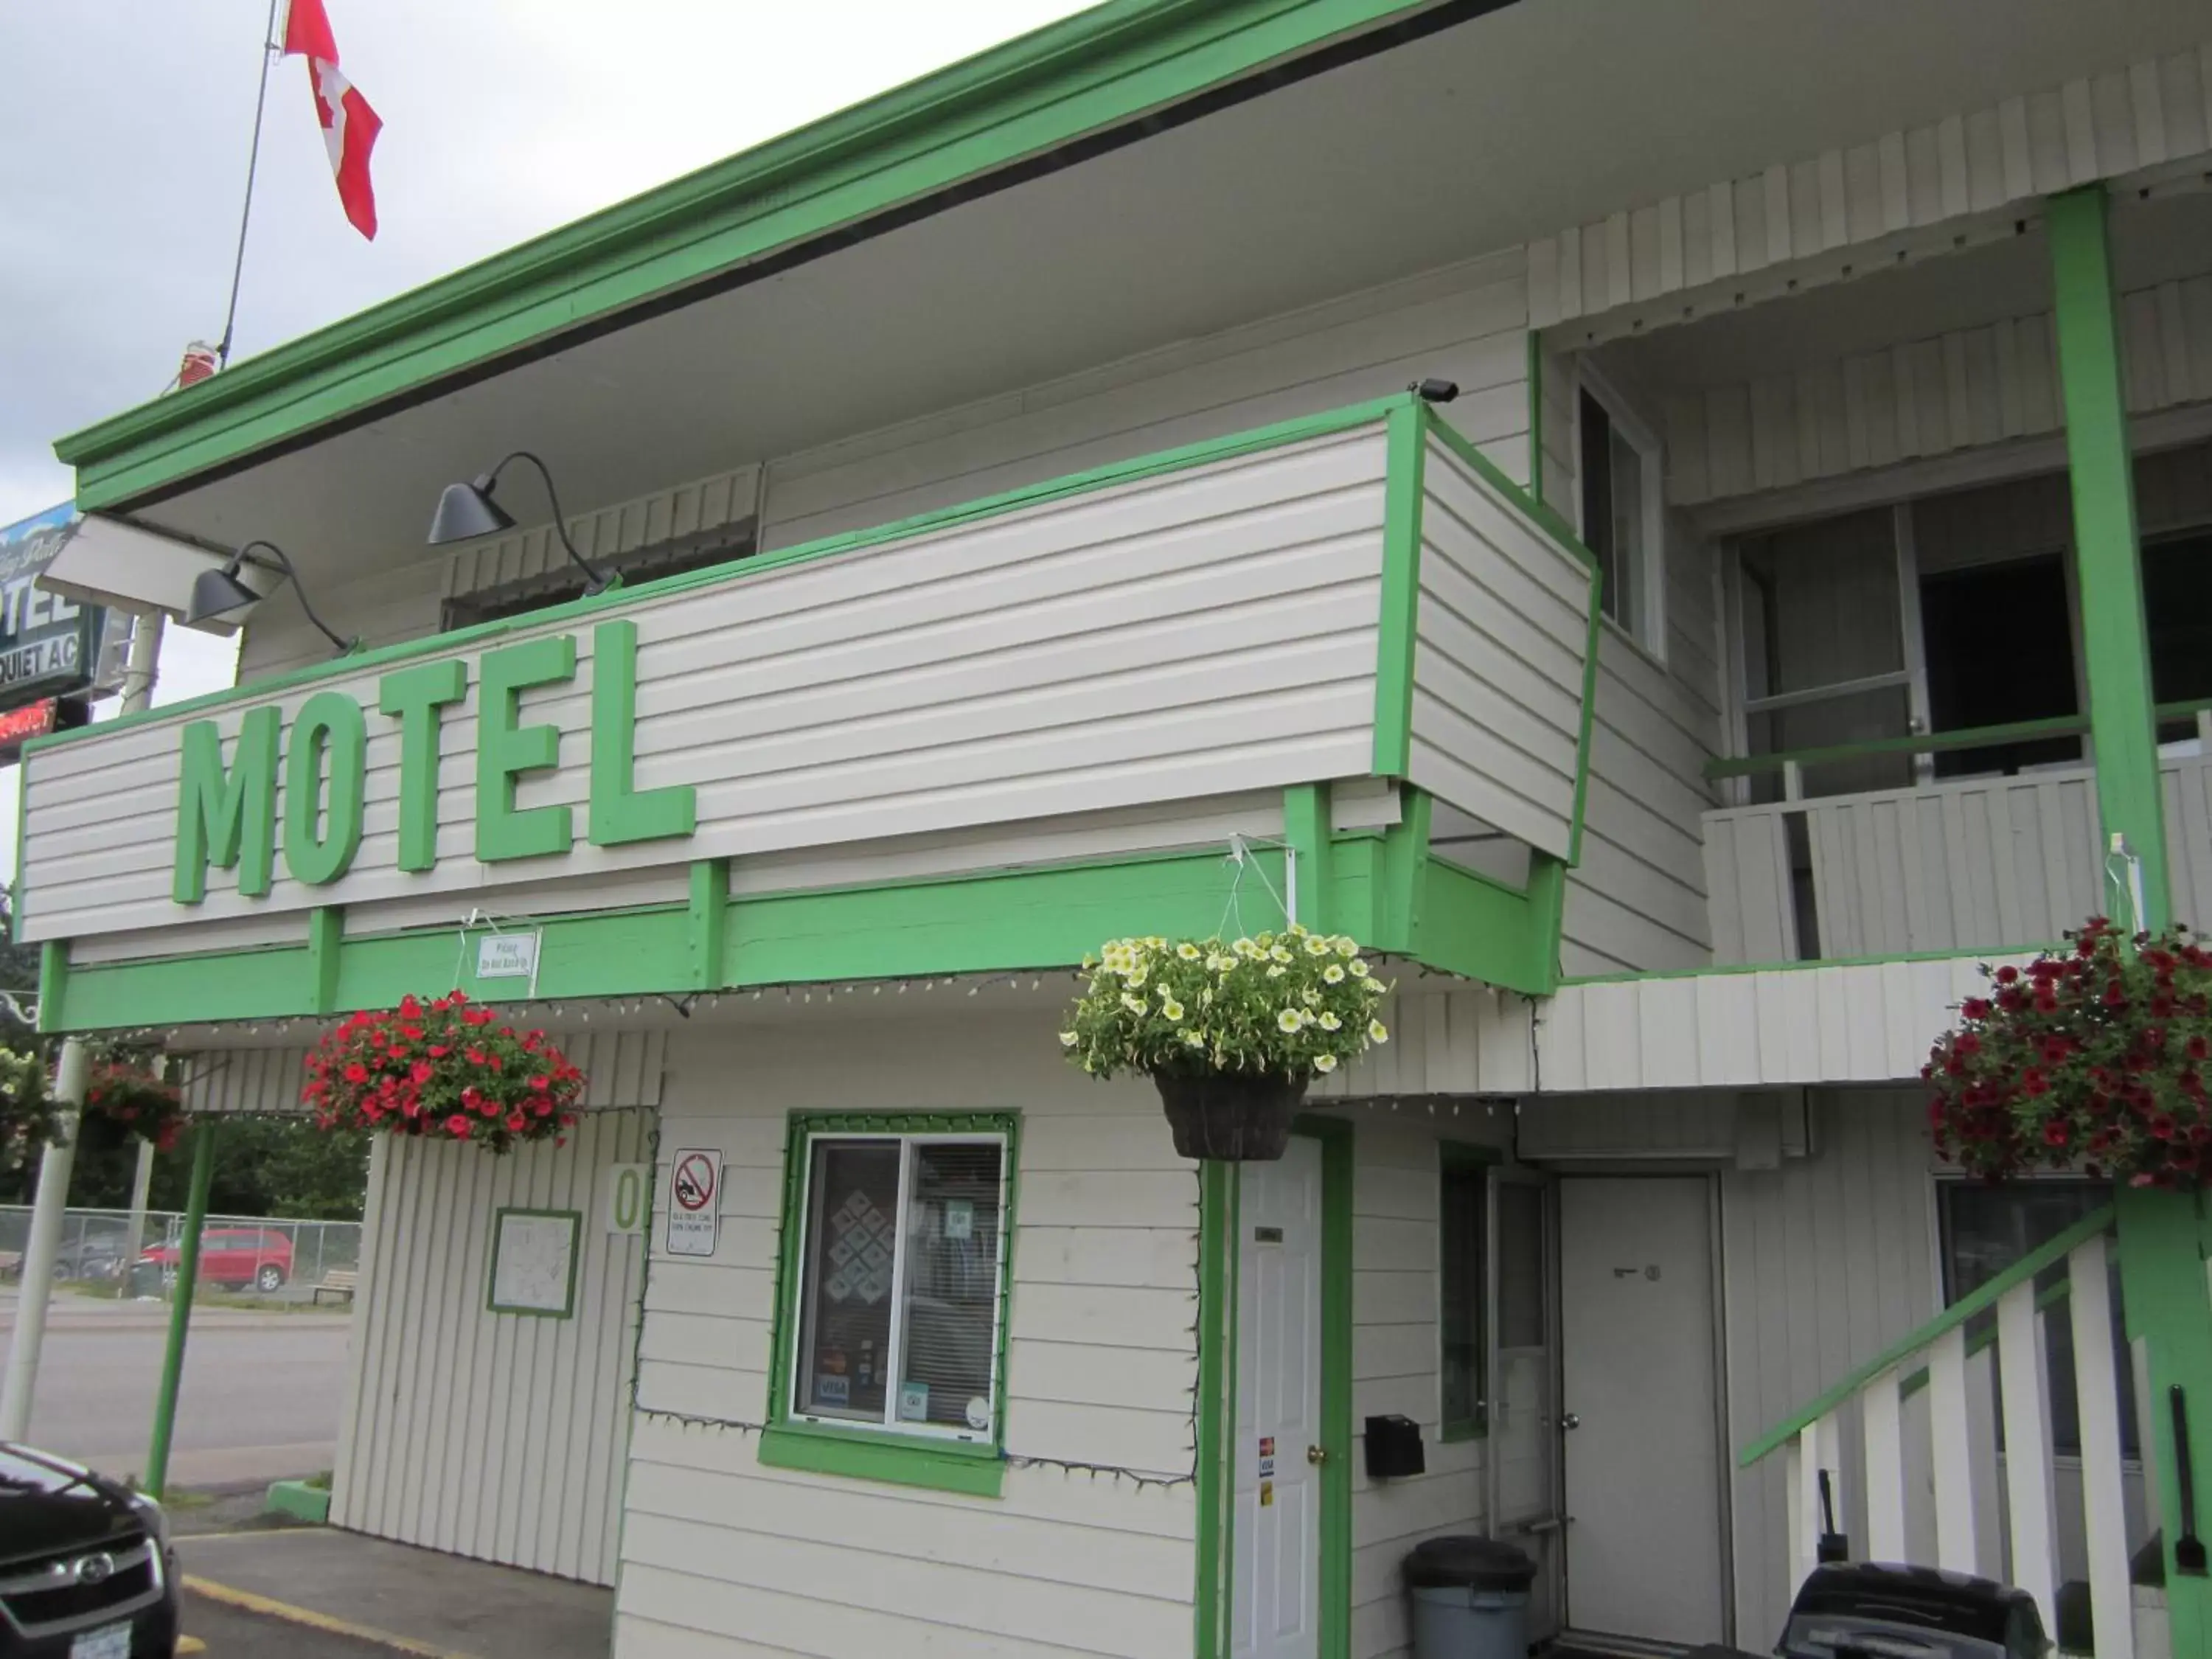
[489,1208,580,1317]
[667,1148,720,1258]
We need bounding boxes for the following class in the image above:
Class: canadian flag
[283,0,381,240]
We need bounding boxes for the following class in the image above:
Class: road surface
[0,1290,349,1485]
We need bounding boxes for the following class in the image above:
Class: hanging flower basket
[0,1046,64,1173]
[1063,927,1390,1161]
[83,1061,187,1152]
[1927,917,2212,1188]
[302,992,585,1154]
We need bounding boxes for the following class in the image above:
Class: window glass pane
[1939,1181,2135,1460]
[793,1140,902,1423]
[1579,391,1615,612]
[1498,1183,1545,1349]
[1440,1164,1486,1425]
[1609,427,1645,638]
[2146,530,2212,739]
[894,1141,1004,1435]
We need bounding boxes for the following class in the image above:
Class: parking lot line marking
[183,1575,477,1658]
[177,1639,206,1655]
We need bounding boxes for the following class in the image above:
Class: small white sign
[667,1148,721,1257]
[476,931,541,981]
[943,1198,973,1241]
[602,1164,650,1236]
[897,1380,931,1422]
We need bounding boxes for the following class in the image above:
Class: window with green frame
[1439,1144,1493,1441]
[762,1112,1020,1497]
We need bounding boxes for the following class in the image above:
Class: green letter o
[284,692,369,886]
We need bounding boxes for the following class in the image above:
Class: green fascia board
[1736,1204,2115,1468]
[58,0,1433,510]
[1419,855,1554,997]
[25,395,1406,766]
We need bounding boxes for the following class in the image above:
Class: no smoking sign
[667,1148,722,1258]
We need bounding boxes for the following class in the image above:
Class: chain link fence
[0,1205,363,1307]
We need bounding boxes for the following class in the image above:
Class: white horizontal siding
[616,1012,1200,1659]
[332,1102,654,1584]
[1668,274,2212,507]
[1531,39,2212,339]
[1409,438,1590,863]
[22,428,1389,943]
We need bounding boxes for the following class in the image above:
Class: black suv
[0,1444,177,1657]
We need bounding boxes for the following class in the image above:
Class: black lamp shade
[185,562,263,626]
[427,479,515,546]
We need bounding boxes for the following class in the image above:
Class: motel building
[21,1,2212,1655]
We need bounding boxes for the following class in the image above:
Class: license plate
[70,1621,132,1659]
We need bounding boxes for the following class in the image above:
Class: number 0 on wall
[602,1164,650,1237]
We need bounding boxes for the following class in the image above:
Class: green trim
[35,941,66,1035]
[378,658,470,873]
[145,1118,218,1499]
[27,397,1406,762]
[1563,942,2057,987]
[757,1422,1005,1498]
[1293,1113,1354,1659]
[486,1207,583,1317]
[282,691,368,886]
[2051,187,2170,931]
[1738,1204,2114,1467]
[1568,562,1604,868]
[1422,402,1596,575]
[1438,1139,1496,1443]
[306,907,343,1016]
[761,1110,1020,1498]
[1421,855,1554,997]
[1374,787,1432,952]
[1194,1158,1238,1658]
[687,860,729,991]
[476,636,579,863]
[263,1478,332,1525]
[1282,783,1332,934]
[1526,331,1544,506]
[588,620,698,848]
[1371,400,1428,776]
[2115,1186,2212,1644]
[1703,698,2212,782]
[58,1,1433,510]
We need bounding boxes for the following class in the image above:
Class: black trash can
[1403,1536,1537,1659]
[1780,1562,2051,1659]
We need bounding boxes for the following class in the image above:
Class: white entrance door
[1232,1135,1323,1659]
[1559,1178,1727,1647]
[1490,1173,1562,1641]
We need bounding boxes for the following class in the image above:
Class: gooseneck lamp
[427,451,613,594]
[185,540,360,655]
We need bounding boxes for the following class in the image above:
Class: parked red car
[133,1227,293,1294]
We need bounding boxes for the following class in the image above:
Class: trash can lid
[1402,1535,1537,1591]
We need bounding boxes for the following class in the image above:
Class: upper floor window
[1576,379,1664,657]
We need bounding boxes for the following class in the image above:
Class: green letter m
[173,708,281,904]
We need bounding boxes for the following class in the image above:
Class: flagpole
[217,0,285,367]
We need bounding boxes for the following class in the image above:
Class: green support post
[2049,186,2169,931]
[144,1119,217,1498]
[2053,184,2210,1653]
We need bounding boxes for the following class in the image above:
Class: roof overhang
[52,0,2212,601]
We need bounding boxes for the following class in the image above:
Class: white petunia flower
[1334,937,1357,958]
[1266,965,1287,979]
[1368,1020,1390,1044]
[1304,935,1330,956]
[1059,1031,1079,1048]
[1324,964,1345,984]
[1276,1008,1304,1034]
[1162,999,1186,1023]
[1349,959,1370,979]
[1313,1053,1339,1074]
[1318,1011,1342,1032]
[1177,942,1201,961]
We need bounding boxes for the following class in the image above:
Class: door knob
[1559,1413,1581,1431]
[1307,1444,1328,1465]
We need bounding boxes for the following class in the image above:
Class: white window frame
[1573,362,1669,662]
[783,1127,1012,1447]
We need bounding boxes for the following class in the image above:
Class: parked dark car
[0,1442,177,1656]
[0,1233,132,1287]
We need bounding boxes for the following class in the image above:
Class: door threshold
[1549,1629,1697,1659]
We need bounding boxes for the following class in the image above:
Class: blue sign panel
[0,505,101,711]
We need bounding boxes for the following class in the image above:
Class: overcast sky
[0,0,1092,883]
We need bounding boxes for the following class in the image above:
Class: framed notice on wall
[487,1208,582,1318]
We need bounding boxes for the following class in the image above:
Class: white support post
[119,1140,157,1273]
[0,1040,88,1439]
[1786,1436,1811,1596]
[1863,1367,1909,1563]
[1996,1277,2060,1633]
[1930,1324,1980,1574]
[2073,1234,2135,1659]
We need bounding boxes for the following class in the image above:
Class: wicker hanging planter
[1064,928,1389,1162]
[1153,1071,1308,1161]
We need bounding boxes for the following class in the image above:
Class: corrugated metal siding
[443,465,761,603]
[1720,1089,1938,1644]
[1308,985,1538,1102]
[331,1029,666,1584]
[1343,1111,1510,1659]
[1666,276,2212,507]
[1410,438,1590,863]
[23,428,1389,944]
[1530,41,2212,338]
[182,1029,667,1118]
[615,1013,1200,1658]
